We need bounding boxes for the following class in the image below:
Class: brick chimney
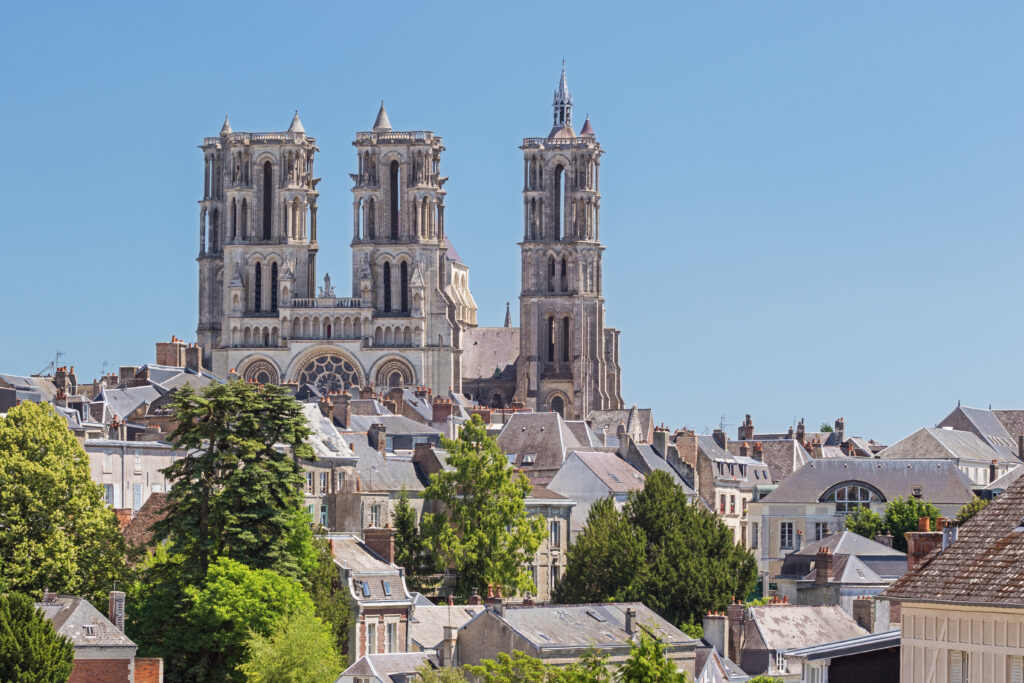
[753,441,764,462]
[119,366,139,388]
[414,386,429,399]
[834,417,845,442]
[905,517,942,570]
[368,424,387,454]
[815,547,832,586]
[796,419,806,445]
[332,391,351,429]
[853,597,874,632]
[156,336,188,367]
[652,427,669,458]
[363,526,396,564]
[739,414,754,441]
[432,397,454,425]
[726,599,744,664]
[712,428,727,450]
[874,534,894,548]
[359,384,374,399]
[625,607,636,636]
[185,344,203,373]
[108,591,125,632]
[467,588,482,605]
[382,397,398,415]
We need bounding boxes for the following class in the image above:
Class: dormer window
[84,625,95,637]
[821,482,884,513]
[523,453,536,465]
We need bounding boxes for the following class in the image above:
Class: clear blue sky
[3,2,1023,444]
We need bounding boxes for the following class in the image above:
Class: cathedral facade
[197,68,622,415]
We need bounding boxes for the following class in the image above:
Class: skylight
[608,472,621,484]
[382,581,392,596]
[360,581,371,597]
[586,609,607,622]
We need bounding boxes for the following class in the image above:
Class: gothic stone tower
[197,112,319,361]
[516,67,624,419]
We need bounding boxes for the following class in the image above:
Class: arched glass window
[400,261,409,312]
[262,162,273,240]
[254,263,262,313]
[821,482,884,513]
[270,263,278,312]
[561,317,570,362]
[383,262,392,313]
[551,396,564,417]
[389,160,400,240]
[547,317,555,363]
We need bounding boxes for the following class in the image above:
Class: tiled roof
[883,472,1024,606]
[497,412,583,477]
[993,410,1024,440]
[569,451,646,493]
[36,596,136,648]
[409,603,484,650]
[747,605,867,652]
[461,327,520,381]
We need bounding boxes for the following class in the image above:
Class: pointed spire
[504,302,511,328]
[550,61,574,137]
[580,114,594,137]
[373,101,392,131]
[220,115,232,136]
[288,110,305,134]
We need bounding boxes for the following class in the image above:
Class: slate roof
[565,420,604,448]
[937,405,1019,459]
[759,458,976,506]
[878,426,1018,464]
[986,464,1023,491]
[993,410,1024,440]
[883,472,1024,606]
[792,530,906,559]
[497,412,583,476]
[337,652,432,682]
[799,554,885,585]
[745,605,867,653]
[587,408,653,443]
[568,451,646,493]
[785,629,900,660]
[36,595,136,649]
[476,602,695,650]
[93,385,163,420]
[350,413,438,436]
[727,438,810,482]
[780,531,907,581]
[461,327,520,380]
[356,448,425,492]
[409,603,484,650]
[0,373,58,401]
[626,443,696,495]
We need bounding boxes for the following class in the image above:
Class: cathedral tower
[516,66,623,418]
[197,112,319,362]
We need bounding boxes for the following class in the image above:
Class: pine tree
[421,415,547,598]
[0,592,75,683]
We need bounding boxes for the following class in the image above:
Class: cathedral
[196,67,623,419]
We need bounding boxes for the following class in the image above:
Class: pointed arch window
[368,198,376,239]
[262,161,273,240]
[547,257,555,293]
[254,263,262,313]
[389,160,400,240]
[554,164,565,240]
[270,262,279,312]
[547,317,555,363]
[383,262,392,313]
[561,317,570,363]
[560,257,568,292]
[400,261,409,312]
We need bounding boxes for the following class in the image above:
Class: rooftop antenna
[37,351,65,376]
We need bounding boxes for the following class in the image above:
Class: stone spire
[579,115,594,137]
[551,61,573,132]
[220,115,232,136]
[373,101,392,131]
[504,302,511,327]
[288,110,305,134]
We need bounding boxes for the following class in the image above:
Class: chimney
[941,518,959,550]
[753,441,764,462]
[332,391,351,429]
[432,397,454,425]
[834,417,845,442]
[484,584,504,616]
[652,427,669,458]
[726,599,744,664]
[440,625,457,667]
[363,526,396,564]
[118,366,139,387]
[184,344,203,373]
[905,519,943,571]
[467,588,481,605]
[625,607,636,636]
[156,337,188,367]
[712,428,727,450]
[108,591,126,632]
[990,460,998,484]
[852,597,874,633]
[739,414,754,441]
[796,419,806,445]
[815,547,832,586]
[414,386,429,399]
[359,384,374,399]
[382,398,398,415]
[874,534,894,548]
[368,424,387,454]
[703,612,728,656]
[739,443,749,459]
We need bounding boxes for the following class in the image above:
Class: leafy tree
[393,488,431,591]
[153,381,313,582]
[554,497,646,605]
[0,592,75,683]
[819,423,833,433]
[236,609,343,683]
[844,506,886,541]
[678,616,703,640]
[557,471,757,627]
[617,632,688,682]
[0,401,126,606]
[421,415,546,597]
[748,677,784,683]
[883,497,940,551]
[466,650,564,682]
[957,496,989,524]
[562,648,613,683]
[416,665,473,682]
[305,537,351,658]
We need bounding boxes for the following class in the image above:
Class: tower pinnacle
[504,302,511,327]
[373,101,392,131]
[551,62,573,134]
[288,110,305,134]
[220,115,232,136]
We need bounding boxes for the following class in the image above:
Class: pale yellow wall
[900,602,1024,683]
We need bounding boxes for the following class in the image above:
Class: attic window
[537,632,551,641]
[586,609,607,622]
[608,472,621,484]
[523,453,536,465]
[360,581,371,597]
[84,625,95,637]
[382,580,392,596]
[912,485,923,498]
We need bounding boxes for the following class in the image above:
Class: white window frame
[366,620,378,655]
[780,521,794,549]
[549,519,561,548]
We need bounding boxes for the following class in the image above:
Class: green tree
[466,650,563,682]
[393,488,430,591]
[554,497,647,605]
[819,423,833,433]
[678,616,703,640]
[957,496,989,524]
[558,471,757,627]
[0,402,126,606]
[0,592,75,683]
[844,506,886,541]
[617,632,688,682]
[748,677,784,683]
[845,496,941,552]
[421,415,547,597]
[237,609,343,683]
[305,537,351,658]
[416,665,472,682]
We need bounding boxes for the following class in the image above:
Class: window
[950,650,969,683]
[320,472,328,493]
[84,625,95,637]
[270,262,279,312]
[389,160,400,240]
[550,563,560,591]
[720,494,726,514]
[561,317,570,363]
[103,484,115,505]
[103,451,112,473]
[338,471,346,488]
[383,262,392,312]
[522,453,536,465]
[382,580,392,596]
[821,482,884,513]
[780,522,794,549]
[366,622,377,654]
[133,483,143,512]
[742,499,748,517]
[751,522,759,549]
[360,581,371,597]
[306,471,314,494]
[730,495,736,514]
[400,261,409,312]
[1008,655,1022,683]
[814,522,829,542]
[151,484,162,494]
[775,650,787,673]
[549,520,561,548]
[386,623,397,653]
[370,504,382,527]
[547,318,555,362]
[320,505,328,527]
[134,451,142,473]
[254,263,262,312]
[262,161,273,240]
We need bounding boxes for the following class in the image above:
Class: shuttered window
[1010,655,1023,683]
[950,650,969,683]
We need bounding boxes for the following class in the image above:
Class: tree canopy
[845,496,941,551]
[618,632,689,682]
[0,592,75,683]
[556,470,757,626]
[957,496,989,524]
[235,598,343,683]
[0,401,126,606]
[421,415,546,597]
